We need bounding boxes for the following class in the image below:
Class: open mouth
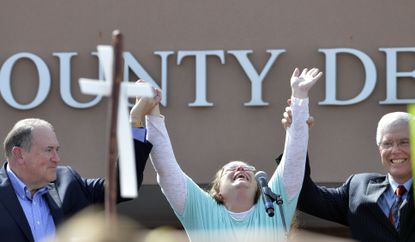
[391,159,407,164]
[233,173,249,181]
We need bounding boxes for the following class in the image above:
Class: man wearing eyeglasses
[281,111,414,242]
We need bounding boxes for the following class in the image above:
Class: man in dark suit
[281,110,414,242]
[0,96,156,242]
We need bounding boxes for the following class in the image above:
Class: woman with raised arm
[139,68,322,242]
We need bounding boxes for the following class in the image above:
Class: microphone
[255,171,275,217]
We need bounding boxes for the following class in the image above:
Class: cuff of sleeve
[132,127,147,142]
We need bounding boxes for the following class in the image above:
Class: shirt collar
[388,174,412,193]
[6,164,48,200]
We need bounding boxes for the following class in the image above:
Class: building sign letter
[124,51,174,107]
[228,49,285,106]
[319,48,377,105]
[54,52,104,108]
[177,50,225,107]
[379,47,415,104]
[0,53,51,110]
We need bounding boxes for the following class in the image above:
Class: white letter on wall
[124,51,173,107]
[319,48,377,105]
[379,47,415,104]
[0,52,50,110]
[54,52,103,108]
[228,49,285,106]
[177,50,225,107]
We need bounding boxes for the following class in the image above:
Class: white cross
[78,45,153,198]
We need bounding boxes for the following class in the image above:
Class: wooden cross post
[106,30,123,220]
[78,30,153,222]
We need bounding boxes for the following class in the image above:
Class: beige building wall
[1,0,414,231]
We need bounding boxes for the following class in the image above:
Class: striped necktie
[389,185,406,230]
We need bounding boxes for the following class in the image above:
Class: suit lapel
[365,176,398,233]
[0,164,34,242]
[366,177,389,203]
[45,183,64,226]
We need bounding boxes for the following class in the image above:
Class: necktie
[389,185,406,230]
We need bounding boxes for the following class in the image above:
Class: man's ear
[11,146,24,163]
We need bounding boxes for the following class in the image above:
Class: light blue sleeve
[132,127,146,142]
[269,173,299,231]
[175,177,225,231]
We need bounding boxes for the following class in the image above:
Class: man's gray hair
[376,112,411,146]
[3,118,54,158]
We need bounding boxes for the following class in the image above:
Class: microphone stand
[262,186,288,235]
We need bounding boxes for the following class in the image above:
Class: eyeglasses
[223,163,256,172]
[379,139,410,149]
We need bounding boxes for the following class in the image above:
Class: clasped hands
[129,80,162,125]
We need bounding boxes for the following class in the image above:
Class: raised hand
[130,80,161,124]
[291,67,323,99]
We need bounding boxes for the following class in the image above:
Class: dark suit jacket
[276,154,415,242]
[0,140,152,242]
